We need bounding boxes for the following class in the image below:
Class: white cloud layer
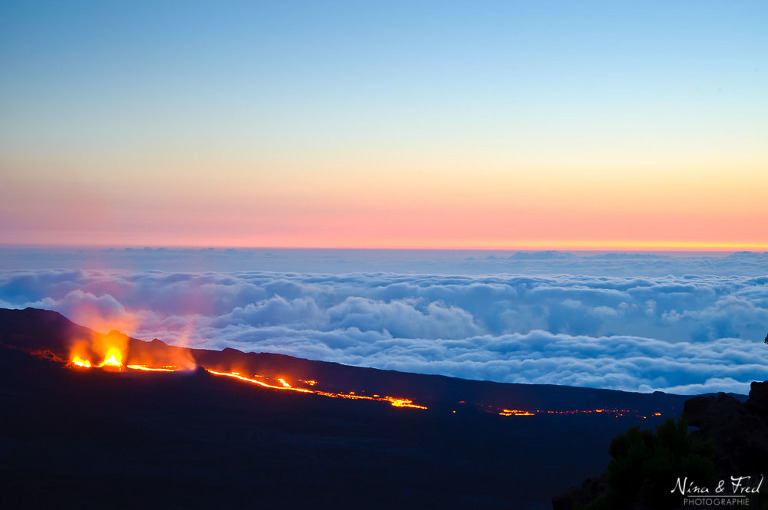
[1,250,768,395]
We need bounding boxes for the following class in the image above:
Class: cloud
[325,297,481,339]
[215,296,325,329]
[2,246,768,276]
[1,256,768,394]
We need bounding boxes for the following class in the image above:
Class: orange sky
[1,2,766,251]
[3,161,767,251]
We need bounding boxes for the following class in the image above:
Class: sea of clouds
[1,248,768,394]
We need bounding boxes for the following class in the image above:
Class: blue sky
[3,1,765,153]
[1,0,767,248]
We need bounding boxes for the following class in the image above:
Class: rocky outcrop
[551,474,607,510]
[553,382,768,509]
[685,381,768,477]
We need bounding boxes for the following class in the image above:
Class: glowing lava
[68,328,130,372]
[499,409,536,417]
[127,365,177,372]
[98,349,123,369]
[385,397,426,409]
[490,407,664,419]
[208,369,313,393]
[70,357,91,368]
[65,349,664,418]
[207,369,427,409]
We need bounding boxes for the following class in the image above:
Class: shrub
[583,416,715,510]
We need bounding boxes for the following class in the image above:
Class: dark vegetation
[556,384,768,510]
[569,416,715,510]
[596,416,715,509]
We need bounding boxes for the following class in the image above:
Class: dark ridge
[0,307,89,354]
[0,307,719,509]
[0,307,692,415]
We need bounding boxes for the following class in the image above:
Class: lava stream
[127,365,177,372]
[207,369,427,409]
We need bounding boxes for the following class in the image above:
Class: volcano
[0,307,697,509]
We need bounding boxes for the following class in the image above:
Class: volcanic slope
[0,307,692,510]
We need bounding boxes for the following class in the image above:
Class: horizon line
[1,241,767,253]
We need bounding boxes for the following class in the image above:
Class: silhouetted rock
[554,382,768,509]
[748,380,768,414]
[192,365,210,377]
[551,474,607,510]
[685,383,768,476]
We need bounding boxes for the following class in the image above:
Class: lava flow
[70,357,91,368]
[490,406,664,419]
[98,348,123,369]
[499,409,536,416]
[65,334,427,411]
[65,334,670,417]
[126,365,177,372]
[206,369,428,409]
[68,330,129,372]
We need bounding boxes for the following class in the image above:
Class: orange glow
[5,152,767,251]
[70,357,91,368]
[68,340,92,367]
[69,329,128,372]
[384,397,426,409]
[127,364,177,372]
[127,345,196,372]
[207,369,427,409]
[492,407,662,418]
[97,348,123,369]
[499,409,536,417]
[207,369,312,393]
[65,306,196,372]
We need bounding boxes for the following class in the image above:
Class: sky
[1,0,767,250]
